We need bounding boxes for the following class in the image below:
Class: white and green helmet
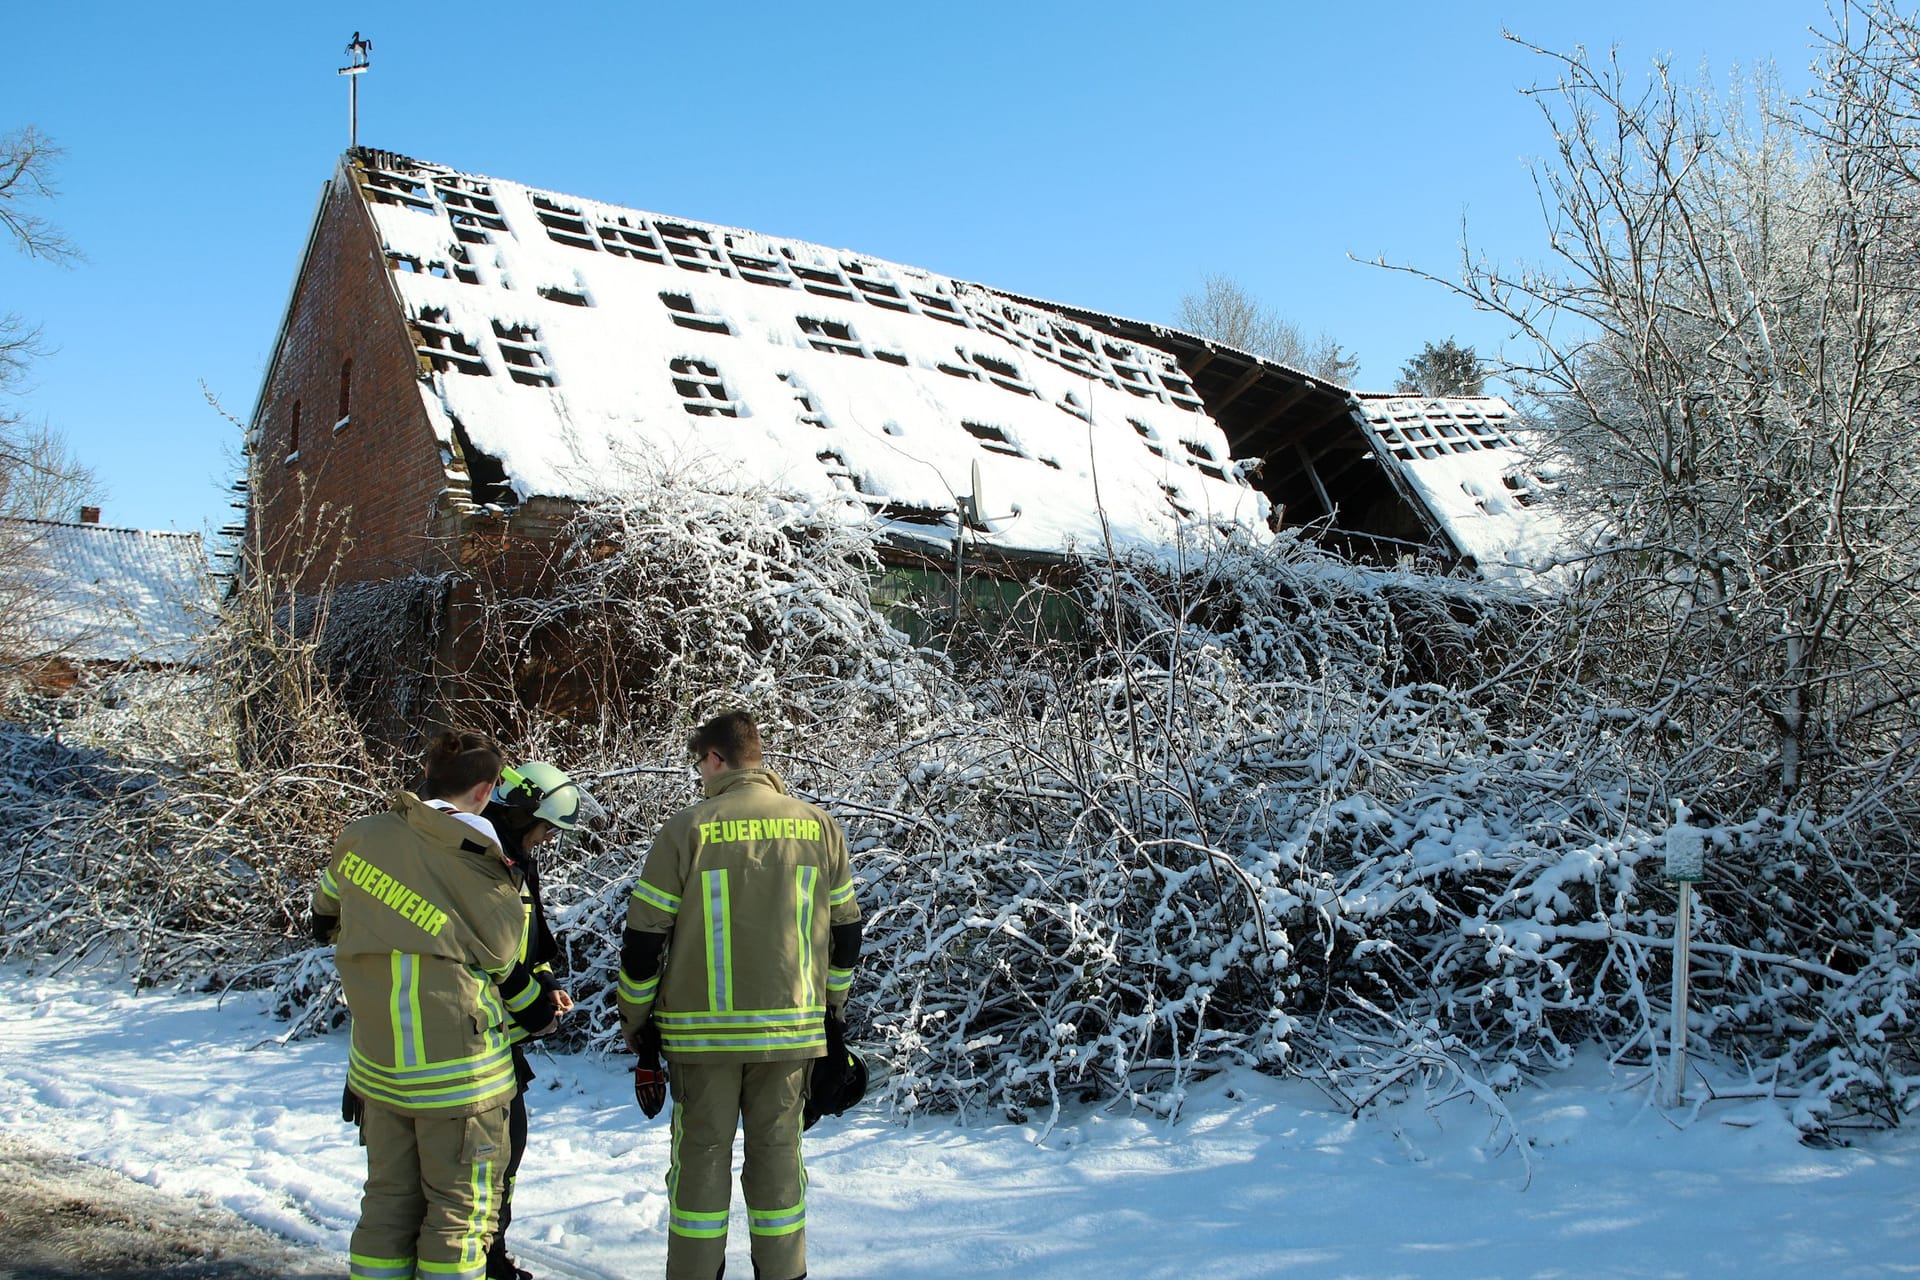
[494,761,586,831]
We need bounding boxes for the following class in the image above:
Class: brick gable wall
[249,173,461,590]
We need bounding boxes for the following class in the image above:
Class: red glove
[632,1021,667,1118]
[634,1065,667,1118]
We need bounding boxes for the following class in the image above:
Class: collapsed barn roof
[345,150,1265,562]
[252,148,1566,579]
[1353,394,1570,576]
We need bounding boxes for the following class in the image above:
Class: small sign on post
[1665,821,1705,882]
[1663,816,1706,1105]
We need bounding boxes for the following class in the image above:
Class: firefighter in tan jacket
[313,730,559,1280]
[619,711,862,1280]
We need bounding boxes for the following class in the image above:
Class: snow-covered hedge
[3,481,1915,1135]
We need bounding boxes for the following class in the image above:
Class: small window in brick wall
[288,401,301,464]
[493,321,557,386]
[336,358,353,431]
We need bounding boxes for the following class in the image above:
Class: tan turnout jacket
[619,768,859,1062]
[313,792,544,1115]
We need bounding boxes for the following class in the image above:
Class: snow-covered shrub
[0,519,394,993]
[0,670,378,990]
[842,537,1545,1122]
[462,485,941,738]
[13,472,1915,1134]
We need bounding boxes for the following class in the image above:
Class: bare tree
[0,126,93,522]
[1410,34,1920,827]
[0,126,99,673]
[1177,274,1360,384]
[1,127,78,264]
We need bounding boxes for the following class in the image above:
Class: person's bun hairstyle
[423,728,503,801]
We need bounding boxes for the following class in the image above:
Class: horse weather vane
[339,31,373,150]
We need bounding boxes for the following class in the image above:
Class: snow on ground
[2,968,1915,1279]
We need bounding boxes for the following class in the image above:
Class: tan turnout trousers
[666,1059,810,1280]
[350,1102,511,1280]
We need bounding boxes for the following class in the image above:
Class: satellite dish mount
[957,458,991,534]
[952,458,1019,616]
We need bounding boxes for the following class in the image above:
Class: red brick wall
[250,161,460,590]
[249,160,589,721]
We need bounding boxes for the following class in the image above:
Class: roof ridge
[0,516,204,539]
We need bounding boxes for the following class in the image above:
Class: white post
[1668,879,1692,1106]
[1663,815,1705,1107]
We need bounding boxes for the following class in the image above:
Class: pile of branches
[0,671,379,994]
[7,476,1914,1138]
[840,536,1917,1134]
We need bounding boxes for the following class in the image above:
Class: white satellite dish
[959,457,1017,535]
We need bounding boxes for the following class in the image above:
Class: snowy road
[2,968,1916,1279]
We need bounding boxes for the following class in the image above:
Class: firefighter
[481,761,595,1280]
[618,710,862,1280]
[312,729,561,1280]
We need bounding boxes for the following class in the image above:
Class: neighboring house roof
[1,519,217,665]
[1353,395,1569,576]
[344,150,1264,560]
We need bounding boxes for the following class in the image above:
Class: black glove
[341,1084,363,1126]
[632,1021,667,1119]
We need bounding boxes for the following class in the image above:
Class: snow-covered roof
[1355,396,1569,576]
[2,519,217,665]
[350,152,1264,559]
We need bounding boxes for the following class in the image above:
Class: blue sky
[3,1,1829,534]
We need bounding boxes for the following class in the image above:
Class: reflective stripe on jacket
[312,792,540,1115]
[619,767,860,1063]
[481,803,561,1050]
